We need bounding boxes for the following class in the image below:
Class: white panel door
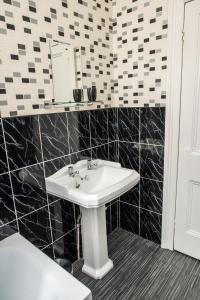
[174,0,200,259]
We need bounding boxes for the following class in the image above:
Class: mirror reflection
[50,40,83,104]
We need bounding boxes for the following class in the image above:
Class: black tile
[44,156,71,203]
[67,111,90,153]
[140,144,164,181]
[140,178,163,214]
[0,221,18,242]
[140,208,162,244]
[92,144,109,160]
[120,184,139,207]
[71,149,92,164]
[140,107,165,145]
[50,199,75,241]
[0,119,8,174]
[119,142,139,172]
[0,173,16,226]
[111,201,118,232]
[18,207,52,250]
[109,141,118,162]
[3,116,42,170]
[39,113,69,161]
[120,202,139,235]
[108,108,118,141]
[118,108,139,143]
[11,164,47,218]
[44,156,70,177]
[42,244,54,260]
[53,229,77,263]
[106,205,112,235]
[90,109,108,147]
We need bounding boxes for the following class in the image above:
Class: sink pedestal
[81,205,113,279]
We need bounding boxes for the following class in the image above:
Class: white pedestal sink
[81,206,113,279]
[46,160,140,279]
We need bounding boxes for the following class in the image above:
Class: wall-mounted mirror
[50,40,83,105]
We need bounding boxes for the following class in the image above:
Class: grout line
[141,176,163,183]
[119,200,162,216]
[118,140,164,148]
[41,243,53,251]
[7,161,48,174]
[52,227,77,244]
[140,207,162,216]
[1,119,20,232]
[0,218,18,229]
[13,204,50,222]
[41,226,77,251]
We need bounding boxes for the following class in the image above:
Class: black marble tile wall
[53,229,78,263]
[18,207,52,250]
[90,109,109,147]
[118,108,139,143]
[119,107,165,244]
[106,200,119,236]
[3,116,42,170]
[39,113,69,161]
[68,111,91,153]
[11,164,47,218]
[140,209,162,244]
[49,200,75,241]
[140,108,165,146]
[120,202,140,235]
[0,120,8,174]
[0,173,15,226]
[108,108,118,141]
[119,142,140,172]
[0,106,165,263]
[0,108,118,264]
[109,141,119,162]
[92,143,109,161]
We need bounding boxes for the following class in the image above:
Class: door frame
[161,0,193,250]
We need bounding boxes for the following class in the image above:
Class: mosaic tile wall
[0,0,112,118]
[0,0,168,118]
[111,0,168,107]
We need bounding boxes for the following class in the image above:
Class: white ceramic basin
[45,160,140,208]
[46,159,140,279]
[0,233,92,300]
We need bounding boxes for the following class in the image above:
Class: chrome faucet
[68,166,79,177]
[87,159,98,170]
